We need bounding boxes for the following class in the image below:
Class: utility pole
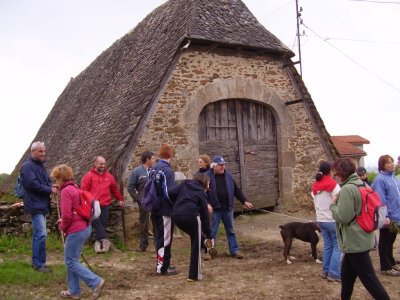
[295,0,303,76]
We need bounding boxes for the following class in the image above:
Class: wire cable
[323,37,400,44]
[302,21,400,93]
[349,0,400,4]
[259,0,294,20]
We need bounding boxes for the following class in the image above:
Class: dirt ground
[6,210,400,299]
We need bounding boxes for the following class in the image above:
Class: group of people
[21,139,400,299]
[20,141,253,297]
[20,142,123,299]
[127,144,253,280]
[312,155,400,300]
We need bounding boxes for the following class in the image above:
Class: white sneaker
[101,239,111,253]
[94,241,102,253]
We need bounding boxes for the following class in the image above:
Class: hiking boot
[92,278,105,299]
[158,266,178,276]
[33,265,52,273]
[321,272,328,279]
[94,241,102,253]
[327,276,341,282]
[392,265,400,271]
[60,290,81,299]
[203,253,211,261]
[381,269,400,276]
[187,278,196,282]
[233,251,243,259]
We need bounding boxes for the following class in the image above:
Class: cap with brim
[356,166,367,175]
[212,155,226,165]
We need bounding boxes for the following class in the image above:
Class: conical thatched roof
[2,0,336,194]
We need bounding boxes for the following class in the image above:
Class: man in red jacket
[81,156,124,253]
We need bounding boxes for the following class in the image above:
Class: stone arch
[182,77,295,204]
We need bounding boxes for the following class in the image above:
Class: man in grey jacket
[127,151,155,252]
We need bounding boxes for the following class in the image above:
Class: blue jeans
[31,213,47,268]
[212,209,239,254]
[64,226,102,296]
[319,221,341,279]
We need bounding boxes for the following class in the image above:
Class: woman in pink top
[51,164,104,299]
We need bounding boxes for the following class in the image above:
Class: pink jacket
[60,181,88,234]
[81,168,123,207]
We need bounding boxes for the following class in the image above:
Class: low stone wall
[0,201,124,242]
[0,202,33,236]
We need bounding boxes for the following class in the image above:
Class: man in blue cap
[356,166,371,186]
[206,155,253,258]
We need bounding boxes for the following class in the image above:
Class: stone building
[2,0,338,239]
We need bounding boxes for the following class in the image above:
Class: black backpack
[141,168,169,212]
[14,175,26,199]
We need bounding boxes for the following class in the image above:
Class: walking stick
[55,192,65,244]
[55,192,94,272]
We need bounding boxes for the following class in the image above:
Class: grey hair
[31,141,45,152]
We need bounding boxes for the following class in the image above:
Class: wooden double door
[199,99,278,210]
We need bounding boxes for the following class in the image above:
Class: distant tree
[395,165,400,176]
[368,171,377,184]
[0,173,9,186]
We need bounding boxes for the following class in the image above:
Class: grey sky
[1,0,399,174]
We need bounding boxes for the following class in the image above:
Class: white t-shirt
[312,184,341,222]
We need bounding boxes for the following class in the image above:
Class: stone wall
[0,201,123,241]
[0,203,33,236]
[127,47,328,209]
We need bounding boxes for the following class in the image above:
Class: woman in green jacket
[330,158,390,300]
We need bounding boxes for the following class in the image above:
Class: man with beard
[81,156,124,253]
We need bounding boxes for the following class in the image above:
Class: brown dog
[279,222,322,264]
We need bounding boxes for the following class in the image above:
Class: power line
[302,21,400,93]
[323,37,400,45]
[260,0,294,19]
[349,0,400,4]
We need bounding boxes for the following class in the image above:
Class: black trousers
[379,228,397,271]
[341,251,390,300]
[174,214,202,280]
[91,205,109,241]
[153,215,173,274]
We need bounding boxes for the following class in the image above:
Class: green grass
[0,233,64,256]
[111,234,128,251]
[0,232,130,299]
[0,235,32,255]
[0,261,65,284]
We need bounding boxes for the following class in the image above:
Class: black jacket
[169,180,211,238]
[206,169,246,210]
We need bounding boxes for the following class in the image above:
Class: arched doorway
[198,99,278,210]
